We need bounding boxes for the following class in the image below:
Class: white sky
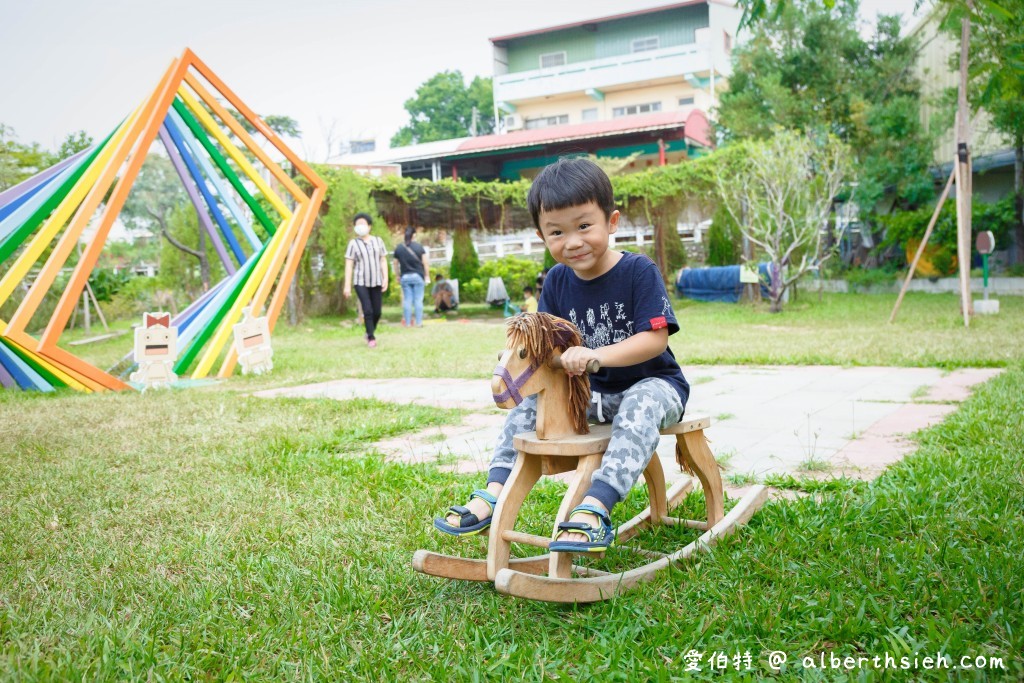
[0,0,921,163]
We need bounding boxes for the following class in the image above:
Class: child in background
[522,285,538,313]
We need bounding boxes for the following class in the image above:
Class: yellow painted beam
[0,108,139,309]
[36,55,189,390]
[177,86,291,219]
[183,72,306,203]
[0,322,96,391]
[192,212,297,378]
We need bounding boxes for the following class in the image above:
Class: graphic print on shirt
[569,303,634,347]
[569,294,675,348]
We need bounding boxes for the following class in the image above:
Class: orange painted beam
[0,326,105,391]
[217,198,315,377]
[182,73,306,202]
[267,184,325,330]
[37,55,193,389]
[186,50,326,194]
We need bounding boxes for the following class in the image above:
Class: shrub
[707,204,743,266]
[477,256,541,301]
[87,269,132,302]
[879,197,1016,265]
[844,267,897,291]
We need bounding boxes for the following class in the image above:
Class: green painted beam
[0,337,67,389]
[173,248,264,374]
[0,127,117,265]
[170,98,276,236]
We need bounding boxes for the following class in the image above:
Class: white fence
[424,222,709,266]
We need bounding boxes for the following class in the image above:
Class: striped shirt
[345,236,387,287]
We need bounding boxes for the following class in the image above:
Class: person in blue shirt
[435,157,689,553]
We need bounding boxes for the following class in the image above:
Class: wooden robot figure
[129,312,178,390]
[232,306,274,376]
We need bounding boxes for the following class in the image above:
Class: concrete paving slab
[256,364,1001,489]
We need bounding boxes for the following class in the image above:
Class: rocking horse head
[492,312,591,438]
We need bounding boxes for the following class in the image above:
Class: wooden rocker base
[494,485,768,603]
[414,478,697,584]
[414,399,767,603]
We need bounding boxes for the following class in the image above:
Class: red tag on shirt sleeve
[650,316,668,330]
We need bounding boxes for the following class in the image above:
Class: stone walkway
[255,366,1001,489]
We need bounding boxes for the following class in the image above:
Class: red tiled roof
[453,109,712,155]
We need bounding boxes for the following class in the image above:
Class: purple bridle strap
[492,362,537,405]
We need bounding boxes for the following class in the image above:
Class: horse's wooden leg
[549,452,603,579]
[642,454,668,525]
[487,452,542,581]
[676,431,724,527]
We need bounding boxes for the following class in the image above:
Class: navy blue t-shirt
[538,251,689,407]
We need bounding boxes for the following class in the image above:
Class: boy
[434,157,689,552]
[522,285,538,314]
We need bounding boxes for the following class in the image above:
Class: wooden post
[889,167,956,323]
[955,13,973,326]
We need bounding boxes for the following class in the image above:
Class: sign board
[975,230,995,255]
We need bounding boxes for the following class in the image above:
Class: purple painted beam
[0,358,15,388]
[0,146,92,207]
[158,126,235,274]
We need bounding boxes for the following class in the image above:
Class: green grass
[60,293,1024,389]
[2,364,1022,680]
[2,292,1022,680]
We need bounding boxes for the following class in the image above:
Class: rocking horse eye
[518,347,527,359]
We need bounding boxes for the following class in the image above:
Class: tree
[156,203,225,298]
[390,71,493,147]
[716,131,851,312]
[717,1,934,213]
[0,124,54,191]
[121,155,213,290]
[55,130,93,161]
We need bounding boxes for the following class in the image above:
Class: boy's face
[536,201,619,280]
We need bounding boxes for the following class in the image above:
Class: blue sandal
[433,489,498,537]
[549,503,615,553]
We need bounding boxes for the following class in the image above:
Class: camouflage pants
[487,377,685,511]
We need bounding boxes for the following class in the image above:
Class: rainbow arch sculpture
[0,49,325,392]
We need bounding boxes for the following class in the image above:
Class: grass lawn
[63,292,1024,390]
[1,292,1022,680]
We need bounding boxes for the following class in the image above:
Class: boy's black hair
[352,212,373,225]
[527,157,614,229]
[524,286,534,295]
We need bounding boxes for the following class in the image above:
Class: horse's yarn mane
[506,313,591,435]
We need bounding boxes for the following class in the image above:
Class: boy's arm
[558,328,668,376]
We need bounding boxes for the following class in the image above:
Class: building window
[524,114,569,129]
[539,51,566,68]
[678,96,695,106]
[581,108,599,122]
[612,102,662,117]
[631,36,660,53]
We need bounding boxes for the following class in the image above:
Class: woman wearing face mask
[343,212,389,348]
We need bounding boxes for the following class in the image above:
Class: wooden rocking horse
[413,313,767,603]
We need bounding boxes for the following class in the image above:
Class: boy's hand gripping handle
[550,353,601,374]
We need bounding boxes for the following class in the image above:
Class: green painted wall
[506,30,596,73]
[506,6,710,73]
